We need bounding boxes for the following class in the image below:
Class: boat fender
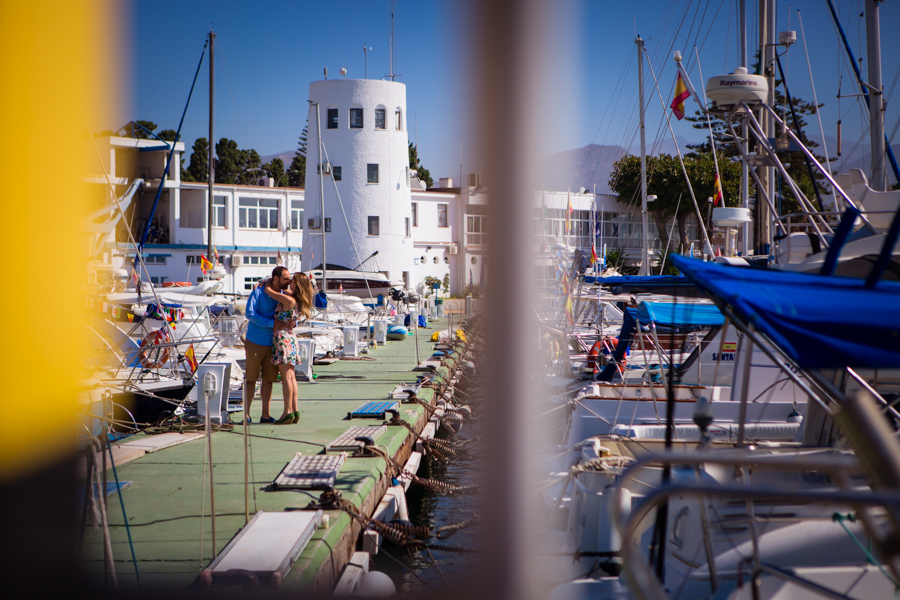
[353,570,397,597]
[138,329,171,369]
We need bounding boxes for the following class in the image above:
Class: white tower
[302,79,412,285]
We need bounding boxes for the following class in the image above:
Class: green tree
[157,129,178,142]
[123,120,158,139]
[288,125,308,187]
[608,152,743,250]
[408,143,434,188]
[264,158,286,186]
[214,138,242,184]
[185,137,209,183]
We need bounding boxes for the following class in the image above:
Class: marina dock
[79,314,476,592]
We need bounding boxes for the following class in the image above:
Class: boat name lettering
[711,352,736,362]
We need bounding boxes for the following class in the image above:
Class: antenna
[363,44,372,79]
[389,1,395,80]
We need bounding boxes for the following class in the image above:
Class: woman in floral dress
[263,272,313,423]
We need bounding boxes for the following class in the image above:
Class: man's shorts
[244,339,279,383]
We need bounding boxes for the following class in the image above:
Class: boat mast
[316,102,327,296]
[637,35,649,276]
[865,0,885,191]
[739,0,750,254]
[207,29,215,272]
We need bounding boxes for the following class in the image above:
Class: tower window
[437,203,448,228]
[333,166,342,181]
[368,216,380,236]
[375,108,386,129]
[411,202,418,226]
[395,108,402,131]
[350,108,363,129]
[367,164,379,184]
[327,108,338,129]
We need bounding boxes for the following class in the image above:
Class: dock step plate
[326,425,388,451]
[273,453,346,490]
[349,401,399,420]
[205,510,322,588]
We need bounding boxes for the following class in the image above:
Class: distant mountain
[260,150,296,166]
[538,144,628,193]
[539,138,697,194]
[628,135,694,158]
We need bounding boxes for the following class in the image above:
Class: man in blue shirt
[243,266,291,423]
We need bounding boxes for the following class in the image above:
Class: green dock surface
[80,316,464,592]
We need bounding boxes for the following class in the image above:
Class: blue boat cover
[671,255,900,369]
[635,301,725,327]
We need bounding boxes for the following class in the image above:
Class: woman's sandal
[291,411,300,424]
[275,413,294,425]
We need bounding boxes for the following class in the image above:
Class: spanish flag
[200,254,214,273]
[670,71,690,120]
[185,344,198,373]
[566,193,572,234]
[590,244,598,265]
[714,173,724,206]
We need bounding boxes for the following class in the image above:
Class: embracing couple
[243,266,315,424]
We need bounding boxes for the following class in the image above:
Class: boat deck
[79,315,466,592]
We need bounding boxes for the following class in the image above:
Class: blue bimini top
[671,255,900,370]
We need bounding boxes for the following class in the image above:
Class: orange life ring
[599,336,626,368]
[138,329,171,369]
[161,281,192,288]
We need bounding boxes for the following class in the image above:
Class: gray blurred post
[473,1,548,599]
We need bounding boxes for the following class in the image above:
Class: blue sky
[121,0,900,181]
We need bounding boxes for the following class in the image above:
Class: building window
[405,217,410,238]
[437,203,448,228]
[327,108,338,129]
[150,276,168,284]
[186,255,202,264]
[213,195,227,228]
[411,202,418,226]
[244,276,261,291]
[471,256,478,265]
[333,166,342,181]
[238,198,279,229]
[367,164,379,184]
[324,218,332,232]
[433,256,439,264]
[402,271,410,289]
[350,108,363,129]
[395,108,402,131]
[368,216,380,236]
[143,255,167,264]
[290,200,304,230]
[466,214,486,246]
[375,108,386,129]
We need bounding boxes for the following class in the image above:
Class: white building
[89,135,305,294]
[89,93,702,295]
[302,79,414,285]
